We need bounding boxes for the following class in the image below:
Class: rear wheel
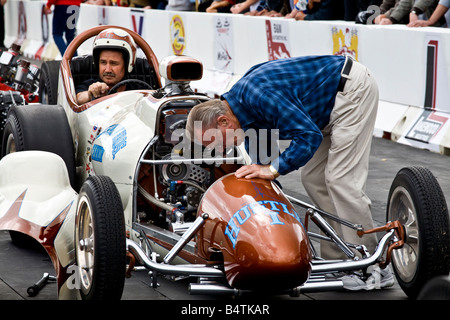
[387,166,450,299]
[1,104,76,188]
[0,91,25,151]
[39,60,60,104]
[2,104,77,246]
[75,175,126,300]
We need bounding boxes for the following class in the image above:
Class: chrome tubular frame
[126,142,397,296]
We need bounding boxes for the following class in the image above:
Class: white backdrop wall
[4,0,450,154]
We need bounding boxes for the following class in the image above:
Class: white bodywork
[0,151,77,227]
[0,151,78,298]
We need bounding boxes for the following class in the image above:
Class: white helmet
[93,28,137,73]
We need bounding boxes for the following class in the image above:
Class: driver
[76,28,137,104]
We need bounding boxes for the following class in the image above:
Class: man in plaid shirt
[186,55,394,290]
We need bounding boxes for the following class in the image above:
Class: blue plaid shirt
[222,55,345,175]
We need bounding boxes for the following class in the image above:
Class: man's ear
[216,115,229,127]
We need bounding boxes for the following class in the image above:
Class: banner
[4,0,450,154]
[213,15,233,73]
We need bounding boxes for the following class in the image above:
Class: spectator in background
[375,0,443,25]
[107,0,130,5]
[166,0,194,10]
[344,0,382,21]
[285,0,345,20]
[285,0,320,19]
[84,0,107,4]
[407,0,444,24]
[229,0,260,14]
[129,0,150,8]
[244,0,291,16]
[204,0,238,13]
[0,0,6,50]
[150,0,167,8]
[373,0,398,23]
[129,0,167,10]
[408,0,449,26]
[198,0,285,13]
[85,0,131,5]
[45,0,82,57]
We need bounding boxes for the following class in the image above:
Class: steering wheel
[107,79,153,95]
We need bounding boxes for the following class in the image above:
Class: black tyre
[417,276,450,300]
[0,91,25,150]
[387,166,450,299]
[39,60,60,104]
[1,104,76,188]
[75,175,126,300]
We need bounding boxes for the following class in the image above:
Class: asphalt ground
[0,136,449,313]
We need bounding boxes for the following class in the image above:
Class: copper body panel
[197,174,312,291]
[0,190,72,289]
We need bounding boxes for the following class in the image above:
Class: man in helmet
[76,28,137,104]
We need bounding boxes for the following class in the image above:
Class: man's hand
[294,11,306,20]
[379,18,393,25]
[235,164,277,180]
[285,9,298,19]
[230,3,245,14]
[409,12,419,24]
[76,82,110,104]
[408,20,431,27]
[88,82,109,99]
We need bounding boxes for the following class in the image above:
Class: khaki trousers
[301,59,379,260]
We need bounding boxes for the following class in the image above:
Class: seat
[70,54,161,91]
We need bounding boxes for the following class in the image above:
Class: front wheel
[387,166,450,299]
[75,175,126,300]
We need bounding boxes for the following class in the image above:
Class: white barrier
[4,0,450,155]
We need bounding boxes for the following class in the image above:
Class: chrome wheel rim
[388,186,419,283]
[40,86,49,104]
[4,133,16,154]
[75,196,95,295]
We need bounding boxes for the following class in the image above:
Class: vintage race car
[0,25,449,300]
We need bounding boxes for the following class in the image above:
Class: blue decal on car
[225,200,302,248]
[91,144,104,162]
[97,124,127,159]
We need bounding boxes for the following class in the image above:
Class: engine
[133,56,242,235]
[159,154,209,207]
[0,44,40,103]
[135,100,242,235]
